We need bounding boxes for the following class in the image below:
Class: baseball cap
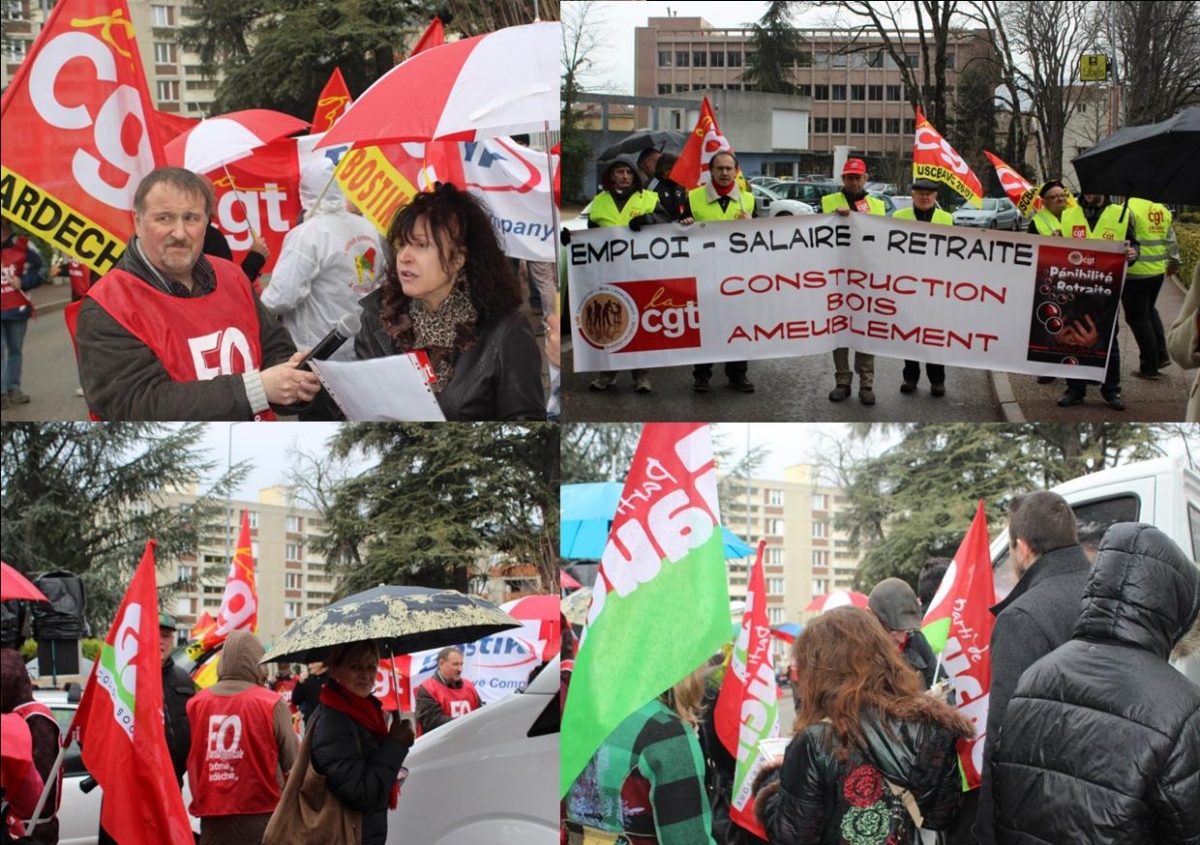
[868,578,922,632]
[158,612,177,630]
[911,178,940,191]
[842,158,867,176]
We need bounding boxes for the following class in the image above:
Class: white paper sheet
[309,355,445,421]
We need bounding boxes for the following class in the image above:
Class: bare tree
[959,0,1030,169]
[1100,0,1200,126]
[560,0,605,201]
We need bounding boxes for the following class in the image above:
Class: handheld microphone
[298,311,362,370]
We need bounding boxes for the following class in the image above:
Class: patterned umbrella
[260,585,519,665]
[803,590,869,613]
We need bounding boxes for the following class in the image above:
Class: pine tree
[741,1,808,95]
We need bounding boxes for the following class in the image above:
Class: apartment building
[2,0,218,116]
[632,16,998,162]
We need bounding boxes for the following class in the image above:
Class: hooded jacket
[754,696,971,844]
[992,523,1200,844]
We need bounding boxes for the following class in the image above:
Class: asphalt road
[0,283,88,422]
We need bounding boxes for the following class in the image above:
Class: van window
[1188,503,1199,561]
[1074,495,1140,555]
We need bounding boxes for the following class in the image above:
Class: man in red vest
[68,167,321,420]
[186,630,298,844]
[415,647,482,735]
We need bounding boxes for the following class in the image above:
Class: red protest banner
[913,107,984,209]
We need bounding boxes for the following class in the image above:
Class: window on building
[727,83,741,91]
[676,50,689,67]
[177,565,196,582]
[4,1,22,21]
[769,519,785,536]
[851,117,865,133]
[812,493,828,510]
[867,50,885,69]
[868,84,883,101]
[768,607,785,624]
[904,118,916,134]
[728,50,742,67]
[675,83,690,93]
[710,50,725,67]
[151,4,172,26]
[814,84,829,100]
[658,83,672,95]
[832,52,848,68]
[886,84,902,101]
[4,37,26,62]
[945,52,956,70]
[851,84,866,101]
[286,543,300,561]
[286,573,302,590]
[798,84,812,97]
[693,50,707,67]
[767,547,783,565]
[831,117,846,133]
[768,489,784,506]
[285,601,300,618]
[832,84,847,101]
[768,578,785,595]
[812,550,830,567]
[246,510,259,528]
[906,53,919,68]
[153,42,175,64]
[868,117,883,134]
[886,117,901,134]
[813,578,828,595]
[658,50,672,67]
[813,521,827,538]
[287,515,300,532]
[813,116,829,133]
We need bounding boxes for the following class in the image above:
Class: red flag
[409,17,446,59]
[670,96,738,190]
[198,512,259,651]
[189,611,215,641]
[154,110,200,143]
[0,0,166,275]
[913,107,984,209]
[921,501,994,789]
[312,67,352,133]
[74,540,193,844]
[983,151,1043,218]
[713,541,778,839]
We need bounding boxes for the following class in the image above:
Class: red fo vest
[1,237,34,314]
[186,687,282,817]
[417,675,481,736]
[12,700,62,820]
[66,257,276,420]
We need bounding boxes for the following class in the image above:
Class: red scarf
[713,180,735,197]
[320,680,400,809]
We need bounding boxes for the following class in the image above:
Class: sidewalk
[28,276,73,313]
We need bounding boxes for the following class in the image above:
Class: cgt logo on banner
[0,0,164,274]
[577,278,702,354]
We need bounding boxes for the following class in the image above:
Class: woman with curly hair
[753,607,972,844]
[355,183,545,420]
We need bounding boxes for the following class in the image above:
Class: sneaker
[899,381,917,394]
[1036,376,1056,385]
[1057,390,1085,407]
[859,387,876,405]
[930,383,946,397]
[728,377,755,393]
[589,374,617,391]
[634,375,652,393]
[1130,370,1160,381]
[693,378,712,393]
[1101,390,1126,411]
[828,384,852,402]
[7,388,30,405]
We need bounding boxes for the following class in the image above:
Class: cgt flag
[560,423,731,797]
[714,540,778,839]
[74,540,193,844]
[913,107,984,209]
[198,511,259,652]
[921,500,994,789]
[0,0,166,274]
[312,67,352,133]
[670,96,745,191]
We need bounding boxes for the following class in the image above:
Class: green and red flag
[560,423,731,797]
[913,106,984,209]
[921,500,994,789]
[74,540,192,844]
[714,540,778,839]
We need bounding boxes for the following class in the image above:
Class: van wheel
[776,212,792,217]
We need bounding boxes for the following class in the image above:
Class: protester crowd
[561,499,1200,845]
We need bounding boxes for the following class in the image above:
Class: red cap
[842,158,867,175]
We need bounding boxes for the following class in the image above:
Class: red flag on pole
[0,0,166,275]
[74,540,193,844]
[198,511,259,651]
[311,68,352,133]
[189,611,215,641]
[921,500,995,789]
[669,96,739,190]
[713,540,778,839]
[983,151,1044,218]
[409,17,446,59]
[912,107,984,209]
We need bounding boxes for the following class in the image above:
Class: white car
[387,654,560,844]
[751,183,816,217]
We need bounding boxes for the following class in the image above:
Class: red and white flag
[983,151,1043,218]
[74,540,193,845]
[670,96,739,190]
[312,67,352,133]
[921,500,994,789]
[0,0,166,274]
[913,107,984,209]
[198,511,259,651]
[714,540,778,839]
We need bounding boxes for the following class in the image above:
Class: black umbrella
[260,585,520,665]
[1071,106,1200,204]
[598,129,689,166]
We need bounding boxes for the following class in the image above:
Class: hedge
[1177,222,1199,290]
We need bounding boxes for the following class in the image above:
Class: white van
[987,454,1200,682]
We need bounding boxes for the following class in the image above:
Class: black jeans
[1066,331,1121,395]
[1121,274,1166,374]
[902,360,945,385]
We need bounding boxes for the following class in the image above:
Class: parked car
[889,196,914,215]
[388,654,560,844]
[952,197,1022,230]
[748,175,784,189]
[751,183,815,217]
[869,191,897,215]
[769,180,840,207]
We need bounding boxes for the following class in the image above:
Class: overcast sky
[194,423,350,501]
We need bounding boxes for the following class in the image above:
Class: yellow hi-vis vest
[1060,203,1128,242]
[1030,210,1064,237]
[892,207,953,225]
[822,192,887,215]
[588,190,660,228]
[687,186,755,221]
[1125,197,1173,278]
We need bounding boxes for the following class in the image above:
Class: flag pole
[220,164,261,241]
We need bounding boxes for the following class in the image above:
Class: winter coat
[754,699,971,844]
[992,523,1200,844]
[355,288,545,421]
[162,658,196,784]
[975,543,1092,845]
[902,629,938,690]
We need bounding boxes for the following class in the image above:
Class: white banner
[459,139,557,263]
[568,214,1127,379]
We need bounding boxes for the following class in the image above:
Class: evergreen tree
[0,423,246,632]
[741,1,808,94]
